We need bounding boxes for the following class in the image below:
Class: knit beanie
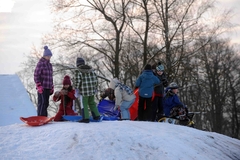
[156,64,164,71]
[144,64,152,70]
[76,57,85,67]
[43,46,52,57]
[63,75,71,85]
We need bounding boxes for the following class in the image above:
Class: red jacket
[53,88,77,121]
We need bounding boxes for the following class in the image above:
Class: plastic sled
[63,115,82,122]
[129,89,155,120]
[102,116,119,121]
[98,100,120,117]
[20,116,54,126]
[158,116,195,127]
[62,115,103,122]
[129,89,139,120]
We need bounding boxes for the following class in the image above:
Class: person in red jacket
[53,75,77,121]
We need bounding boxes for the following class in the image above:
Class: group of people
[34,46,188,123]
[34,46,100,123]
[101,62,188,122]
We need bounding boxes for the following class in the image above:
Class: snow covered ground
[0,74,240,160]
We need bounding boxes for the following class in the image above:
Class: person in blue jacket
[163,82,188,120]
[135,64,160,121]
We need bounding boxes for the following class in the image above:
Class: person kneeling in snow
[109,78,136,120]
[53,75,77,121]
[163,82,188,121]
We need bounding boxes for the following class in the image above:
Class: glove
[36,83,43,94]
[50,86,54,95]
[162,78,168,87]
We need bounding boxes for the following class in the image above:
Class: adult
[34,46,54,116]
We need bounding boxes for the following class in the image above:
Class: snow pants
[37,89,50,117]
[152,96,164,121]
[81,95,100,119]
[138,96,152,121]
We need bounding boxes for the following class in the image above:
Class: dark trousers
[138,96,152,121]
[37,89,50,116]
[152,96,164,121]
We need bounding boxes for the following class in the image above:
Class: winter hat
[76,57,85,67]
[156,64,164,71]
[168,82,179,89]
[144,64,152,70]
[63,75,71,85]
[43,46,52,57]
[109,78,120,89]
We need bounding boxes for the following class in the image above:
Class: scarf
[115,83,133,95]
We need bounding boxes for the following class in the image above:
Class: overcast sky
[0,0,239,74]
[0,0,53,74]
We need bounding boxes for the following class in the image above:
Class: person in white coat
[109,78,136,120]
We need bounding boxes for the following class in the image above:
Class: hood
[141,70,154,79]
[109,78,120,89]
[78,65,93,73]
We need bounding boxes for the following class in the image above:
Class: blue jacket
[163,92,186,116]
[135,70,160,98]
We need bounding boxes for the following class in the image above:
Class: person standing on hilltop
[34,46,54,117]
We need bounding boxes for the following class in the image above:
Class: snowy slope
[1,121,240,160]
[0,74,240,160]
[0,74,36,126]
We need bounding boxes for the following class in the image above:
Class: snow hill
[0,74,36,126]
[0,74,240,160]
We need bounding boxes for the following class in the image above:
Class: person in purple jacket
[34,46,54,117]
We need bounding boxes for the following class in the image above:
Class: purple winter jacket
[34,57,53,89]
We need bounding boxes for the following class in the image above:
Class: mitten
[50,85,54,95]
[36,83,43,94]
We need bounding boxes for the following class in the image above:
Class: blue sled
[62,115,103,122]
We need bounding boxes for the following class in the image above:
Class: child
[74,57,100,123]
[53,75,77,121]
[34,46,54,117]
[100,88,115,101]
[109,78,136,120]
[152,62,168,121]
[135,64,160,121]
[163,82,188,121]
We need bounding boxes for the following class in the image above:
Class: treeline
[18,0,239,139]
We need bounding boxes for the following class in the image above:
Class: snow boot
[93,116,100,120]
[78,119,90,123]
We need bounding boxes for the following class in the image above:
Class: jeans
[120,98,135,119]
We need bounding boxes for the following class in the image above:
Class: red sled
[20,116,54,126]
